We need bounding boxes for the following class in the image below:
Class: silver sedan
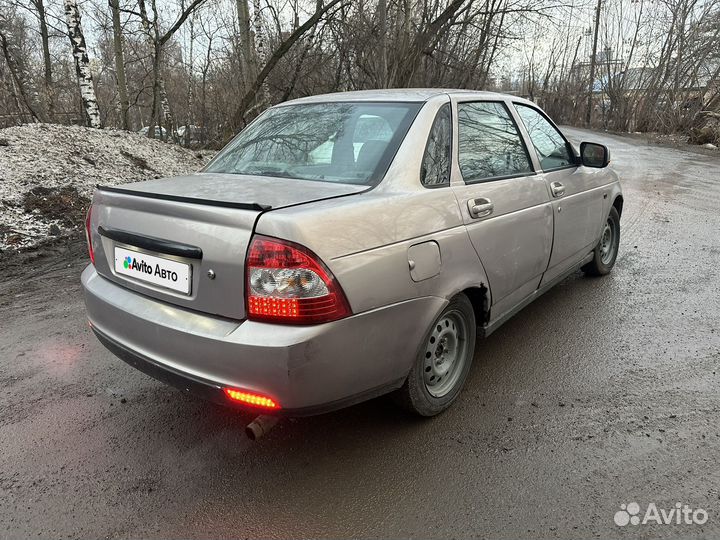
[82,89,622,417]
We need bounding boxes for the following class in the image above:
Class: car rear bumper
[81,265,445,415]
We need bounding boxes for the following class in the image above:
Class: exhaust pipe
[245,415,279,441]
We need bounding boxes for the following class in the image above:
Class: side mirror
[580,142,610,168]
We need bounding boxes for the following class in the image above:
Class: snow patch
[0,123,214,251]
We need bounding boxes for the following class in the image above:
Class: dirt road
[1,128,719,538]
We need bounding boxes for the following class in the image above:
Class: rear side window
[457,102,533,182]
[514,104,573,170]
[420,104,452,187]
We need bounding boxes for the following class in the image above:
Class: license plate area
[114,246,192,295]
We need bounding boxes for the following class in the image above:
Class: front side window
[420,103,452,187]
[514,104,573,170]
[205,102,421,186]
[457,102,533,182]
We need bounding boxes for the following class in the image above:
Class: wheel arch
[458,285,490,327]
[612,194,624,217]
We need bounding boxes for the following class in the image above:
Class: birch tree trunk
[63,0,101,128]
[160,79,174,139]
[253,0,269,103]
[109,0,130,130]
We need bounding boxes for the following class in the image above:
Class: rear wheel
[394,294,476,416]
[583,206,620,276]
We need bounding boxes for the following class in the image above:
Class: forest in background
[0,0,718,147]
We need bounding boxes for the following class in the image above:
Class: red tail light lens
[85,205,95,265]
[224,388,279,409]
[246,235,352,324]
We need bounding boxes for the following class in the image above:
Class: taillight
[245,235,352,324]
[224,388,279,409]
[85,205,95,265]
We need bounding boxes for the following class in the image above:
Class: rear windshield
[204,102,422,186]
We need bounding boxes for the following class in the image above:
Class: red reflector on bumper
[223,388,279,409]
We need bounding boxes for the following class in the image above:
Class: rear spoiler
[96,184,272,211]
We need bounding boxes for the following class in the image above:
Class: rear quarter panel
[255,95,490,316]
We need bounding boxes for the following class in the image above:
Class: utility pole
[586,0,602,127]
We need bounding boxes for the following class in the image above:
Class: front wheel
[393,294,476,416]
[583,206,620,276]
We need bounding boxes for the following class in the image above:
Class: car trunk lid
[89,173,366,320]
[114,172,368,208]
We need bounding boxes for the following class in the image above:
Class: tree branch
[230,0,348,128]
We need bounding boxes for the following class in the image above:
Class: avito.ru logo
[121,253,179,282]
[122,255,155,276]
[614,502,708,526]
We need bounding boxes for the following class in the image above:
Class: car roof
[281,89,535,106]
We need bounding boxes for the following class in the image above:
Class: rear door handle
[468,197,493,218]
[550,181,565,197]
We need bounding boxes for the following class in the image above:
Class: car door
[513,103,605,284]
[450,99,553,317]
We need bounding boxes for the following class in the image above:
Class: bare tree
[377,0,388,87]
[236,0,254,90]
[393,0,469,87]
[109,0,130,129]
[585,0,602,127]
[0,10,46,122]
[0,0,715,144]
[230,0,347,129]
[28,0,54,118]
[136,0,208,139]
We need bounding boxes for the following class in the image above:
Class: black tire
[393,294,476,416]
[583,206,620,277]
